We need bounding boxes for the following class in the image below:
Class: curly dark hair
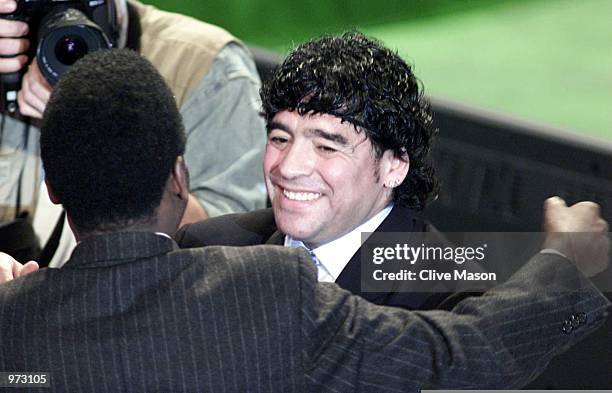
[261,32,439,210]
[41,49,186,233]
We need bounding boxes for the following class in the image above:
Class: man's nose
[277,141,316,179]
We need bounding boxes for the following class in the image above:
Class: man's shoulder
[186,243,301,269]
[130,0,236,48]
[176,208,277,248]
[128,0,240,107]
[0,243,308,303]
[172,244,313,298]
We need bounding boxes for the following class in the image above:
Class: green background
[146,0,612,141]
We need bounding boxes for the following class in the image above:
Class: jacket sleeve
[181,43,267,217]
[300,251,610,392]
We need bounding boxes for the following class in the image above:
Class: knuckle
[575,201,598,213]
[16,37,28,52]
[22,90,35,106]
[14,21,28,36]
[19,105,35,117]
[28,78,43,95]
[584,201,599,210]
[17,93,31,112]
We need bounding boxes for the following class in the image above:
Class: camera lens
[54,35,89,66]
[37,8,113,85]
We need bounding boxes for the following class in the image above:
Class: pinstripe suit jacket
[0,231,609,392]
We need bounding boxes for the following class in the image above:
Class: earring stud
[386,179,401,188]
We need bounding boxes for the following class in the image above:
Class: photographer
[0,0,267,264]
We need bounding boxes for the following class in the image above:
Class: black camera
[0,0,119,113]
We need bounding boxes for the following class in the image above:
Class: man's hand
[1,0,52,118]
[0,252,39,284]
[543,196,610,277]
[17,60,52,118]
[0,1,29,73]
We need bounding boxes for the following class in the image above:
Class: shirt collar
[77,231,171,244]
[155,232,172,239]
[285,204,393,281]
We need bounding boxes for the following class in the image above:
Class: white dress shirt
[285,205,393,282]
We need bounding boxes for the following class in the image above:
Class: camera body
[1,0,119,112]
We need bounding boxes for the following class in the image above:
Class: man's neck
[285,204,393,282]
[303,204,394,250]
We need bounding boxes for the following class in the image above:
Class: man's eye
[269,136,288,146]
[317,145,338,154]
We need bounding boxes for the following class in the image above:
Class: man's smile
[281,187,322,202]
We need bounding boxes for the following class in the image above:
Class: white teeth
[283,189,321,201]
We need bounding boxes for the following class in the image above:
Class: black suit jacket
[1,231,609,392]
[178,206,471,310]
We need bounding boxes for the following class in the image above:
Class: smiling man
[178,32,448,309]
[265,111,406,248]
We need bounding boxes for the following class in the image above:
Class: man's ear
[171,156,190,201]
[380,149,410,188]
[44,179,61,204]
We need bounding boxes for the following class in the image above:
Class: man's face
[263,110,396,248]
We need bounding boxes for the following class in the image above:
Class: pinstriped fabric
[177,258,202,392]
[80,269,94,389]
[0,231,609,392]
[249,250,275,391]
[300,252,610,392]
[0,232,308,392]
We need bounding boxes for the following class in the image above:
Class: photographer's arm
[181,43,267,217]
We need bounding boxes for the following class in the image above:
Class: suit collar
[287,205,393,282]
[242,208,285,245]
[66,231,178,268]
[266,230,285,245]
[374,204,426,233]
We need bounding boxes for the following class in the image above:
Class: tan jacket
[130,0,237,107]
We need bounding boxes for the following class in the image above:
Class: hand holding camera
[0,1,28,69]
[0,0,52,120]
[0,0,118,117]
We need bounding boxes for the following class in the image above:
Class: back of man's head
[41,49,186,234]
[261,31,438,210]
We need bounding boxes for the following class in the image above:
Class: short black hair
[41,49,186,233]
[261,32,439,210]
